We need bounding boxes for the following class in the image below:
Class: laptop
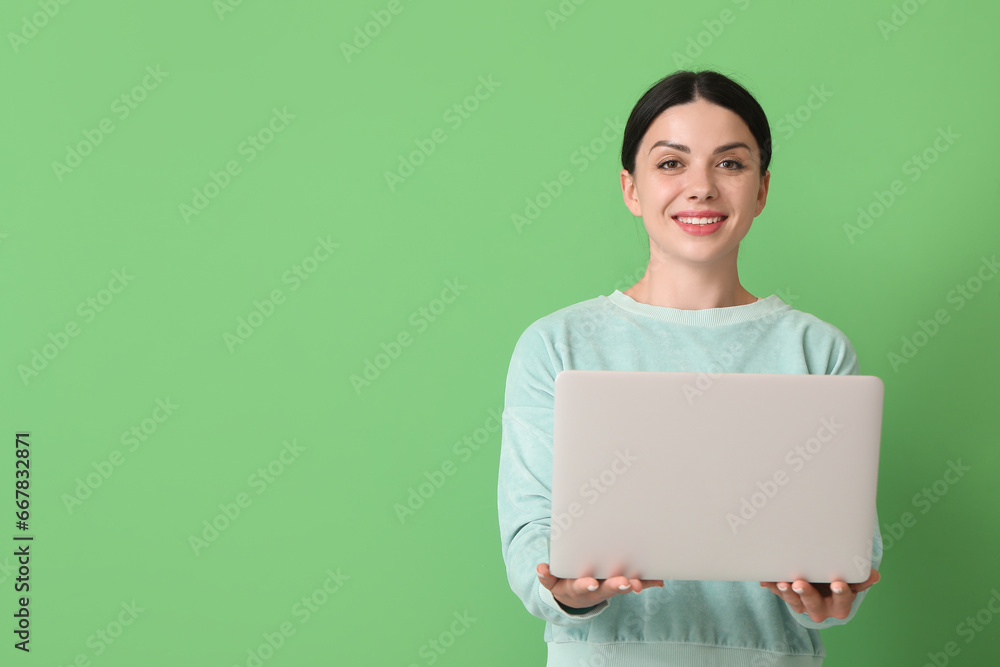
[549,370,884,583]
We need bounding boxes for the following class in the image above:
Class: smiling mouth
[673,215,728,225]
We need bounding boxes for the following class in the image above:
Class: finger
[570,576,602,595]
[633,582,660,592]
[536,563,559,590]
[829,580,856,619]
[792,580,827,622]
[775,581,805,613]
[602,576,634,595]
[760,581,782,596]
[538,563,595,594]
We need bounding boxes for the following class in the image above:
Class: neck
[623,254,756,310]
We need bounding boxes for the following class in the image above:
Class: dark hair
[620,70,771,176]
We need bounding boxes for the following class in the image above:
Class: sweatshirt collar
[607,290,790,327]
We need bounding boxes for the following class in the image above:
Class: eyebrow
[647,140,753,156]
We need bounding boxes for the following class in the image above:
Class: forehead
[642,99,755,149]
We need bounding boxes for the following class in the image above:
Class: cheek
[646,179,682,204]
[729,183,760,215]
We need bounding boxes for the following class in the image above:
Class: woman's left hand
[760,569,880,622]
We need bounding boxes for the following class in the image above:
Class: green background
[2,0,999,664]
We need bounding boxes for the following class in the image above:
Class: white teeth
[676,216,725,225]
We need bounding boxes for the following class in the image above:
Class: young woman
[498,70,881,666]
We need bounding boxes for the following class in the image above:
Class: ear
[621,169,642,217]
[753,170,770,217]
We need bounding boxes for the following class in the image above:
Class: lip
[673,210,727,218]
[672,211,728,236]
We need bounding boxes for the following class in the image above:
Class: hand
[760,569,881,622]
[537,563,664,611]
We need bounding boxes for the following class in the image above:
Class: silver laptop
[549,370,884,583]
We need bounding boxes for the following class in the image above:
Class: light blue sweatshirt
[497,290,882,666]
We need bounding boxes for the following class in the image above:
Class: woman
[497,70,881,666]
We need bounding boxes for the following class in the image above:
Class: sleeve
[788,326,883,629]
[820,321,861,376]
[497,327,609,625]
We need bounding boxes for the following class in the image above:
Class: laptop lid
[549,370,884,583]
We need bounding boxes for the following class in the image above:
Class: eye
[658,159,681,170]
[720,159,745,170]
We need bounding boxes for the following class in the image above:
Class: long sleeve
[497,328,609,625]
[787,325,883,629]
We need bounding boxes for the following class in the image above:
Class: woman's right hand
[536,563,664,611]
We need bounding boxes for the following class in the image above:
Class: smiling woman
[497,70,882,666]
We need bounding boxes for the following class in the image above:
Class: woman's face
[621,98,770,268]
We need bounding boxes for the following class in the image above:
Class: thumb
[536,563,559,591]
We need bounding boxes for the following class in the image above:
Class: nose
[685,164,717,200]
